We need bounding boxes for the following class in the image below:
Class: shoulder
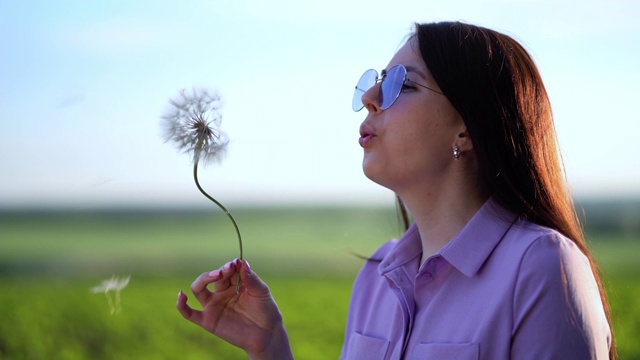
[495,219,586,269]
[506,220,589,273]
[507,221,611,357]
[508,220,603,325]
[496,219,601,315]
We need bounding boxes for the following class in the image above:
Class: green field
[1,207,638,359]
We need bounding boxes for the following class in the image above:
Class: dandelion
[91,275,130,314]
[161,87,243,291]
[162,88,229,165]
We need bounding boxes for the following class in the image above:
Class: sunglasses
[352,64,443,112]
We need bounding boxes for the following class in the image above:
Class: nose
[361,83,382,113]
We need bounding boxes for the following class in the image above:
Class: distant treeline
[577,198,640,235]
[1,198,638,235]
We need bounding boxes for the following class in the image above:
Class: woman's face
[359,38,466,194]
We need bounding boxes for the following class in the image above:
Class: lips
[359,124,376,148]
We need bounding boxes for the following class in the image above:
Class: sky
[1,0,639,209]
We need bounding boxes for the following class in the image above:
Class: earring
[453,145,460,160]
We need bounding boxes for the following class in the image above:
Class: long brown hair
[404,21,616,358]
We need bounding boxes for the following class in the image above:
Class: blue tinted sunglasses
[352,64,443,112]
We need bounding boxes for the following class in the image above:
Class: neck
[398,170,488,266]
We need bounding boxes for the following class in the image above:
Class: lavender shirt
[341,199,611,359]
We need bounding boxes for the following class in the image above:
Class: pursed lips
[359,123,376,148]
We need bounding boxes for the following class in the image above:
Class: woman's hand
[176,259,293,360]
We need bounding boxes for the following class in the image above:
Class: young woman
[176,21,615,359]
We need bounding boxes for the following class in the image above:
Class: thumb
[239,260,271,296]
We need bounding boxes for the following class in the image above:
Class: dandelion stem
[105,292,115,315]
[193,161,243,292]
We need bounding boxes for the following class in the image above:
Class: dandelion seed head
[162,87,229,165]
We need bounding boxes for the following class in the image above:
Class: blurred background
[1,0,639,359]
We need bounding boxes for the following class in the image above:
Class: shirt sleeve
[511,232,611,359]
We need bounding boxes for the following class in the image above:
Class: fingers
[178,259,245,329]
[190,269,220,305]
[189,259,241,306]
[176,290,203,325]
[212,259,241,293]
[178,258,275,335]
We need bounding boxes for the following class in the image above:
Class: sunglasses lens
[379,65,405,110]
[353,69,377,111]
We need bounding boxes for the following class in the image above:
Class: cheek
[395,119,452,171]
[398,120,437,154]
[362,124,428,182]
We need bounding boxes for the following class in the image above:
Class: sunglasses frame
[352,64,443,112]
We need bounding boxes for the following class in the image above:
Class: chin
[362,162,390,190]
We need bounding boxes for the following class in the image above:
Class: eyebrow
[404,65,427,79]
[381,65,427,80]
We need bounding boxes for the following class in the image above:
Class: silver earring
[453,146,460,160]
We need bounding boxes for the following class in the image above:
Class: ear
[453,128,473,153]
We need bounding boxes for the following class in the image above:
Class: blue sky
[1,0,639,208]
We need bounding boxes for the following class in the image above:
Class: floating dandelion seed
[162,87,243,291]
[91,275,130,314]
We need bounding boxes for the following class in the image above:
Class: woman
[176,21,615,359]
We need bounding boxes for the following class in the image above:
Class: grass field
[0,207,638,359]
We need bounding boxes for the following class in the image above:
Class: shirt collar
[378,198,518,277]
[377,223,422,275]
[440,198,518,277]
